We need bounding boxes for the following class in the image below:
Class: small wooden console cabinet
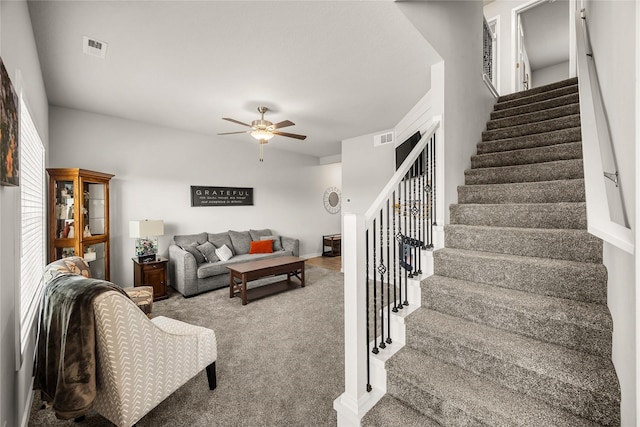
[322,234,341,257]
[133,257,168,301]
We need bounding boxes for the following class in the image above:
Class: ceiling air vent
[374,131,394,147]
[82,36,108,59]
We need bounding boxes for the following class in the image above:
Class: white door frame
[510,0,577,93]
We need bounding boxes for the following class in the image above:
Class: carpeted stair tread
[449,202,586,229]
[444,224,602,263]
[421,275,612,358]
[457,179,585,204]
[405,309,620,425]
[433,248,607,304]
[361,395,441,427]
[471,142,582,169]
[491,92,579,120]
[487,103,579,130]
[482,114,581,142]
[497,77,578,103]
[386,347,600,427]
[465,159,583,185]
[495,84,578,111]
[477,127,582,154]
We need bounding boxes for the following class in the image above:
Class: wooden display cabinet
[47,168,114,280]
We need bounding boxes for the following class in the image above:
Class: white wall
[397,0,495,224]
[0,1,49,426]
[584,1,637,425]
[532,60,569,88]
[49,106,342,287]
[341,130,395,216]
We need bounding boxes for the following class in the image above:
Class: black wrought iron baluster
[407,168,414,279]
[378,210,386,350]
[403,173,409,306]
[411,161,422,276]
[416,156,422,274]
[365,230,372,392]
[422,145,428,250]
[386,199,392,345]
[372,219,378,355]
[395,184,402,312]
[432,133,437,229]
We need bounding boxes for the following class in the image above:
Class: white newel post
[334,213,372,426]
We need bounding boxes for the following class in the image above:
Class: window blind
[19,97,46,354]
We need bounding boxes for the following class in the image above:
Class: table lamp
[129,219,164,263]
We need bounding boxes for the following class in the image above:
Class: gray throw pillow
[208,232,234,255]
[174,232,208,247]
[249,228,272,241]
[182,243,206,264]
[197,241,219,263]
[260,235,283,252]
[229,230,252,255]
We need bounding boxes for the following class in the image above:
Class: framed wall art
[0,56,19,187]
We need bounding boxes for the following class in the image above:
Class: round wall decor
[323,187,341,214]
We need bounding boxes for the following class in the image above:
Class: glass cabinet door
[82,241,106,280]
[54,180,76,240]
[82,181,106,237]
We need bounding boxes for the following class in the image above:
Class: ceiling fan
[218,106,307,162]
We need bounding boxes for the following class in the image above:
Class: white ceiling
[520,0,570,71]
[27,1,438,159]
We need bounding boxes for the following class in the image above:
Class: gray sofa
[168,229,299,297]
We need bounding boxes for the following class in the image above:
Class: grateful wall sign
[190,186,254,207]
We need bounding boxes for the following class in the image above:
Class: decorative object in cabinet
[47,168,114,280]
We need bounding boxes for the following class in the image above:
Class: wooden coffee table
[227,256,306,305]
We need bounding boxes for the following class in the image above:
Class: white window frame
[18,94,46,365]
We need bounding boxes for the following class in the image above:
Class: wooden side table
[132,257,168,301]
[322,234,341,257]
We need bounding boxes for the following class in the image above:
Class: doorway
[511,0,576,92]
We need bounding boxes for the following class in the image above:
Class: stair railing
[335,120,441,425]
[483,17,499,99]
[575,9,634,253]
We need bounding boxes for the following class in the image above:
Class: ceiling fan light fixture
[250,129,274,141]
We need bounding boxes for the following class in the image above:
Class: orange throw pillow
[249,239,273,254]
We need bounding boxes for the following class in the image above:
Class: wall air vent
[82,36,108,59]
[374,131,394,147]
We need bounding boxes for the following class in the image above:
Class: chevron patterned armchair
[36,257,217,427]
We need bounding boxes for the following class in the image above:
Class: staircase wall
[583,2,637,425]
[397,0,495,224]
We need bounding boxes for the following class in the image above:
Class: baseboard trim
[20,378,35,427]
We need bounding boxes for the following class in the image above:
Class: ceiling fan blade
[217,131,250,135]
[222,117,252,127]
[272,130,307,140]
[271,120,295,129]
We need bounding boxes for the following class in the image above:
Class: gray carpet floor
[28,265,344,427]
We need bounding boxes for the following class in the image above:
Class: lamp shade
[129,220,164,238]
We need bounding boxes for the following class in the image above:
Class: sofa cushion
[215,244,233,262]
[182,243,206,264]
[196,241,219,263]
[229,230,252,254]
[249,240,273,254]
[208,232,234,255]
[197,262,229,278]
[249,228,272,241]
[174,232,208,247]
[260,235,283,252]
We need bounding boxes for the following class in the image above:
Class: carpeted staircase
[362,78,621,426]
